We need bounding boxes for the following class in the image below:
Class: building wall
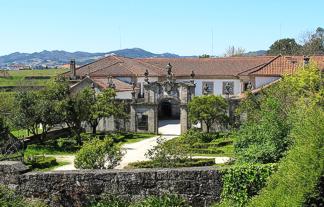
[116,91,132,99]
[255,76,280,88]
[180,79,241,97]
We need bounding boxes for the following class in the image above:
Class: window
[222,81,234,95]
[202,81,214,95]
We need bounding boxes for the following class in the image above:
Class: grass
[0,68,68,86]
[31,161,70,172]
[24,143,78,156]
[11,129,31,138]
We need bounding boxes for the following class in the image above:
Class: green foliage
[188,95,228,132]
[90,195,129,207]
[56,137,79,152]
[216,164,277,207]
[131,194,190,207]
[268,38,302,55]
[86,88,121,134]
[235,63,321,164]
[74,137,123,169]
[302,27,324,55]
[0,184,47,207]
[24,155,57,169]
[145,137,191,168]
[176,129,234,157]
[127,158,215,169]
[248,100,324,207]
[90,194,189,207]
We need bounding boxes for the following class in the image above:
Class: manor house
[65,55,324,135]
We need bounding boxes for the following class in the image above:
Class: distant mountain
[244,50,268,56]
[0,48,180,69]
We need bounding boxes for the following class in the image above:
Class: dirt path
[115,135,176,169]
[49,155,76,171]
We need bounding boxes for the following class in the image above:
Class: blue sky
[0,0,323,56]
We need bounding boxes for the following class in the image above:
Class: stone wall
[0,161,222,207]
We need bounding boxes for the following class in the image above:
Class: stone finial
[144,69,149,83]
[247,81,253,90]
[190,70,195,83]
[203,83,209,95]
[224,82,233,96]
[107,76,116,89]
[304,55,310,65]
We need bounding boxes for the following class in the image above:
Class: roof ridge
[237,55,281,75]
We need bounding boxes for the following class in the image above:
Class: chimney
[304,56,310,65]
[70,59,76,79]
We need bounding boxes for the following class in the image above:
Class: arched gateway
[129,64,195,135]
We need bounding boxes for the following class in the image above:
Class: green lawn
[31,161,70,172]
[23,132,156,157]
[0,68,69,86]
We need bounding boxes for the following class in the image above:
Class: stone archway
[157,97,181,135]
[158,98,180,120]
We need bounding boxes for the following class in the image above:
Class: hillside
[0,48,180,69]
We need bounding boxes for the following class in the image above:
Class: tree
[188,95,228,133]
[268,38,302,55]
[87,88,118,135]
[13,91,40,137]
[199,54,210,58]
[36,81,69,140]
[74,137,123,169]
[301,27,324,55]
[224,46,246,57]
[61,87,93,145]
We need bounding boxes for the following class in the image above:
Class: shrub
[248,101,324,207]
[190,148,224,155]
[215,164,277,207]
[0,184,47,207]
[145,137,191,168]
[127,158,215,169]
[235,63,321,164]
[179,129,220,146]
[56,138,78,152]
[74,137,123,169]
[24,156,57,169]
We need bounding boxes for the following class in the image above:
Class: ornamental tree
[188,95,228,133]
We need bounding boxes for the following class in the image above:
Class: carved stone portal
[130,64,195,134]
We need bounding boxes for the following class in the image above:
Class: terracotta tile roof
[240,55,324,76]
[76,56,164,77]
[70,55,324,79]
[93,78,135,92]
[140,56,276,77]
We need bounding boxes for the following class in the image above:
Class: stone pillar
[180,104,188,134]
[147,105,158,134]
[130,105,136,132]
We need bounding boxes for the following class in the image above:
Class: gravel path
[51,155,76,171]
[115,135,176,169]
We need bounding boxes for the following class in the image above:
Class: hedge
[127,158,215,169]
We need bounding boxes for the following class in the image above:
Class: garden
[0,62,323,206]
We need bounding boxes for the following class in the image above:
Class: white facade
[255,76,280,88]
[116,91,132,99]
[181,79,241,97]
